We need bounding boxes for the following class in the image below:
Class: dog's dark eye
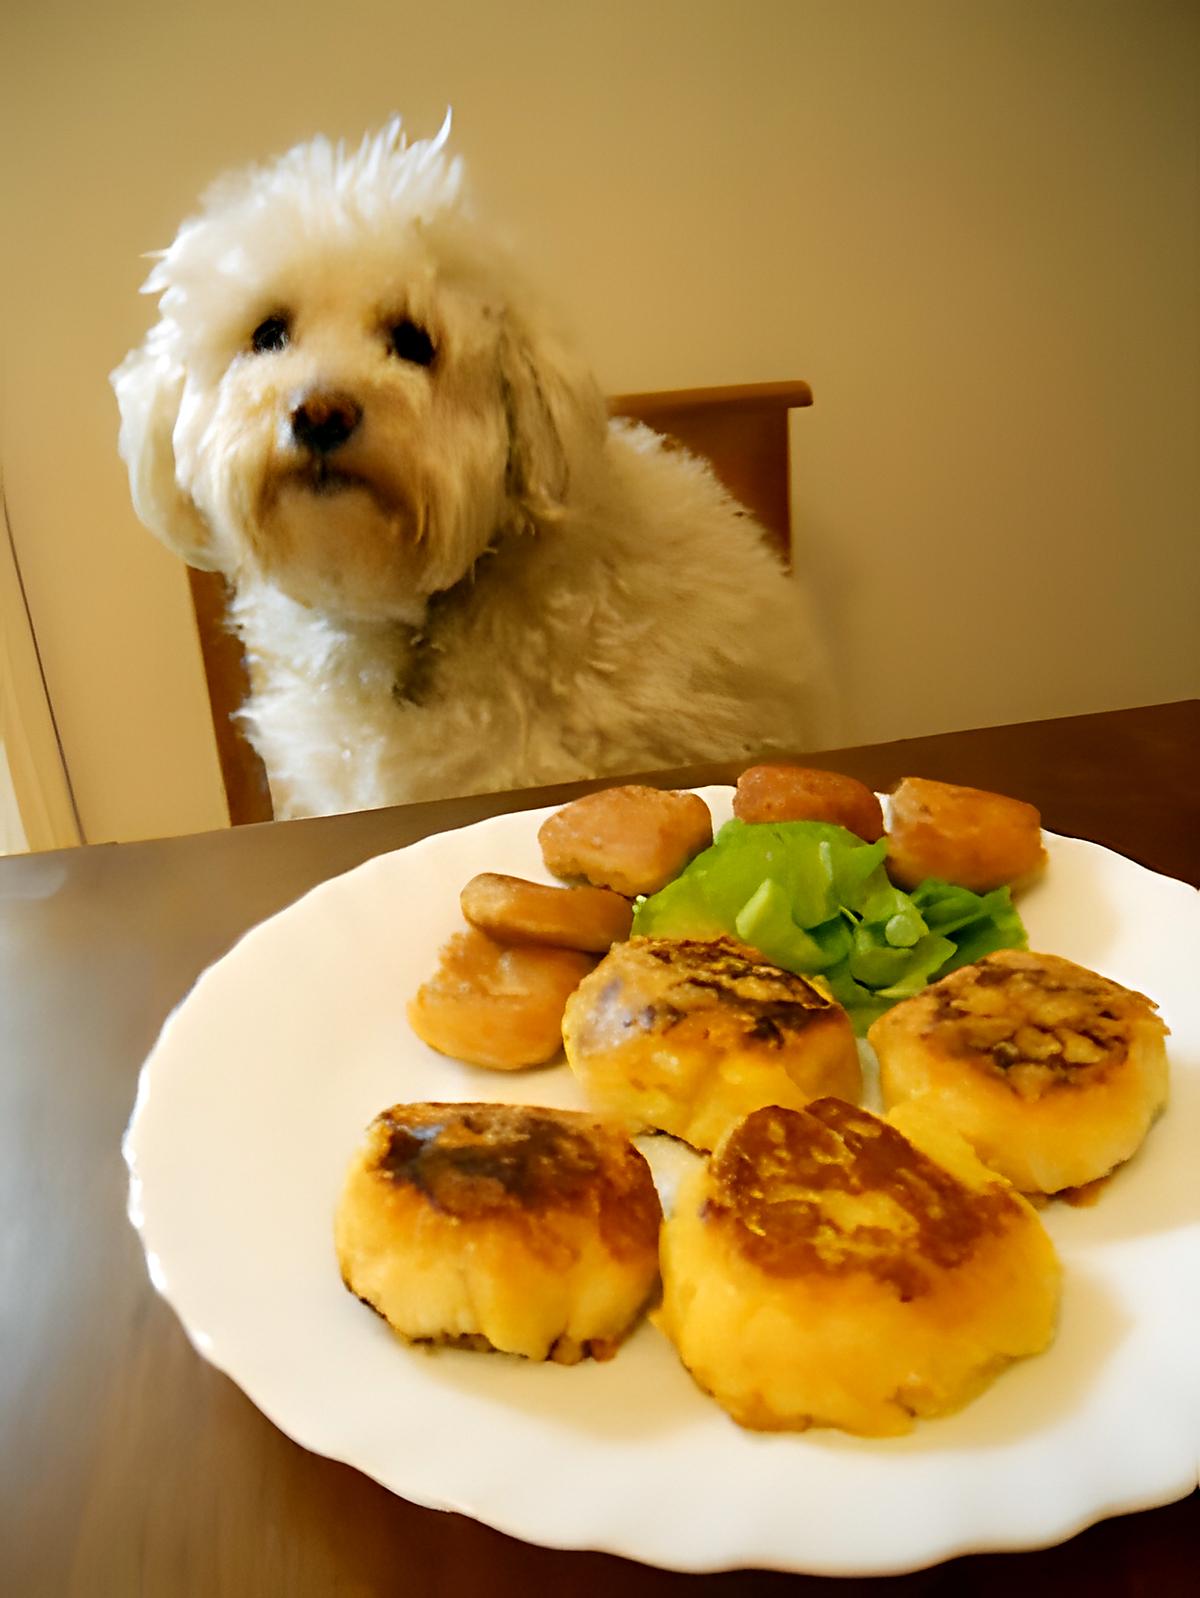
[388,319,436,367]
[251,315,290,354]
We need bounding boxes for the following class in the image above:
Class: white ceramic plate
[124,789,1200,1575]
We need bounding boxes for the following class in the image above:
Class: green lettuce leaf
[631,819,1027,1033]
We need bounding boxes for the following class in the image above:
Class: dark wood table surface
[2,700,1197,1598]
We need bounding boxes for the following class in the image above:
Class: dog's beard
[274,457,408,523]
[289,459,381,499]
[247,471,431,625]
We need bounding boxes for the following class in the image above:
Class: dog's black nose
[291,392,362,454]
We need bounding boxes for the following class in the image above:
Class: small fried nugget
[562,935,861,1151]
[656,1099,1060,1435]
[870,948,1169,1194]
[336,1103,663,1362]
[886,775,1046,892]
[734,764,884,841]
[538,784,713,897]
[408,927,594,1069]
[460,872,632,952]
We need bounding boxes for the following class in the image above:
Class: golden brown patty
[869,949,1169,1194]
[655,1098,1061,1434]
[562,935,861,1151]
[335,1102,662,1362]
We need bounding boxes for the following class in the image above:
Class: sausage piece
[460,872,633,953]
[733,764,884,841]
[408,928,595,1069]
[538,785,713,897]
[886,776,1046,892]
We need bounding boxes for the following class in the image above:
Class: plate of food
[123,770,1200,1575]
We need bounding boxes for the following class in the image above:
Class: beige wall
[1,0,1196,845]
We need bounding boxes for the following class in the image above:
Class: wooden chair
[188,379,813,825]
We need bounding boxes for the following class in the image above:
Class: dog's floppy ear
[111,339,221,571]
[497,317,607,527]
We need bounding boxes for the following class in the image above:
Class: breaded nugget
[734,764,884,841]
[870,949,1169,1194]
[336,1103,662,1362]
[408,928,594,1069]
[538,785,713,897]
[562,935,861,1151]
[656,1099,1060,1435]
[886,775,1046,892]
[460,872,632,952]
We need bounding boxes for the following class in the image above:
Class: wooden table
[2,700,1196,1597]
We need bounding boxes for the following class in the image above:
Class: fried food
[538,785,713,897]
[408,928,594,1069]
[336,1103,662,1362]
[886,775,1046,892]
[460,872,632,953]
[733,764,884,841]
[869,949,1169,1194]
[655,1098,1060,1435]
[562,935,861,1151]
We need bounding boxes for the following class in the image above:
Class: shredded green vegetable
[631,818,1027,1033]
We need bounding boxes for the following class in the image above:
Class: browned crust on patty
[703,1099,1023,1300]
[919,950,1162,1099]
[594,935,839,1043]
[365,1102,661,1261]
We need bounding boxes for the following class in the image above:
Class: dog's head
[112,118,606,624]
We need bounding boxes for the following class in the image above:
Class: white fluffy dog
[113,119,830,819]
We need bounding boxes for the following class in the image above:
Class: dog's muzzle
[291,390,362,455]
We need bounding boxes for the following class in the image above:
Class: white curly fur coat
[113,119,832,819]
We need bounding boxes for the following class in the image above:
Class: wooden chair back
[188,379,813,825]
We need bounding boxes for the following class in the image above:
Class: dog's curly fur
[113,119,831,818]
